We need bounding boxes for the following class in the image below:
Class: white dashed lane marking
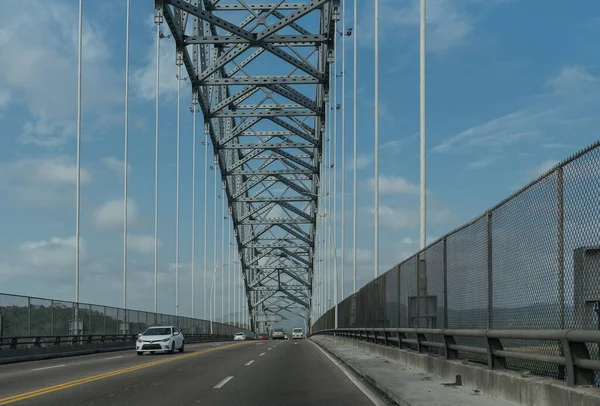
[214,376,234,389]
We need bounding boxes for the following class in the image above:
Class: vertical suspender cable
[420,0,427,250]
[333,21,338,327]
[213,160,218,319]
[340,0,346,302]
[75,0,83,319]
[374,0,379,278]
[352,0,357,294]
[123,0,130,316]
[175,65,181,317]
[203,134,208,320]
[154,20,161,314]
[192,103,197,319]
[221,187,225,322]
[228,216,231,325]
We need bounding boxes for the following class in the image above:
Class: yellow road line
[0,342,247,405]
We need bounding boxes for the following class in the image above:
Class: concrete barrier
[315,335,600,406]
[0,342,135,365]
[0,337,234,365]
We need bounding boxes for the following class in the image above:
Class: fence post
[28,296,31,336]
[487,211,493,329]
[561,334,594,386]
[415,256,420,328]
[443,238,448,329]
[556,166,566,380]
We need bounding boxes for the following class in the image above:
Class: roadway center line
[103,356,124,360]
[309,341,387,406]
[30,365,66,372]
[259,352,265,356]
[213,376,234,389]
[244,360,255,366]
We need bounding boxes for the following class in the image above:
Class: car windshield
[293,329,302,333]
[235,333,245,336]
[143,327,172,336]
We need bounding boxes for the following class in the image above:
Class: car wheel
[137,351,143,356]
[170,342,176,354]
[179,341,185,353]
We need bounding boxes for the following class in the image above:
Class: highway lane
[0,340,388,405]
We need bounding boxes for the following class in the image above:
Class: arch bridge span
[158,0,339,329]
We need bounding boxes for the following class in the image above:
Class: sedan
[233,332,247,341]
[136,326,185,355]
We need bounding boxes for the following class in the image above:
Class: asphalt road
[0,339,388,405]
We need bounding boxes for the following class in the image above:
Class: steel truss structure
[158,0,338,329]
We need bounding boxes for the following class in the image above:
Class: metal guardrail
[0,333,250,350]
[311,328,600,387]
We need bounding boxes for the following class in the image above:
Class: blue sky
[0,0,599,320]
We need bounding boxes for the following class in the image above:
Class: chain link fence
[313,141,600,382]
[0,293,253,338]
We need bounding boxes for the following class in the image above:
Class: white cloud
[547,66,596,93]
[102,157,132,178]
[367,175,420,195]
[0,1,122,149]
[468,159,494,169]
[433,66,600,154]
[128,233,160,255]
[0,156,91,206]
[377,205,419,229]
[132,35,179,101]
[345,154,374,171]
[93,199,141,230]
[528,160,559,179]
[358,0,510,52]
[0,89,10,109]
[20,236,82,268]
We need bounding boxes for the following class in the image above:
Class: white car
[292,328,304,339]
[233,332,247,341]
[136,326,185,355]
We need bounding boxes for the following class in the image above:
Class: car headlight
[161,337,171,342]
[137,339,142,343]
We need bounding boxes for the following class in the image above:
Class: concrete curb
[311,337,410,406]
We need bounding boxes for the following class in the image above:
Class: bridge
[0,0,599,405]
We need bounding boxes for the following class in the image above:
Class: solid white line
[259,352,265,356]
[310,341,386,406]
[213,376,234,389]
[31,364,66,372]
[104,356,124,360]
[245,360,255,366]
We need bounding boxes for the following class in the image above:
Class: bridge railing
[312,140,600,384]
[0,333,242,350]
[311,327,600,387]
[0,292,254,339]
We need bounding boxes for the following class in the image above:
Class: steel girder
[159,0,338,329]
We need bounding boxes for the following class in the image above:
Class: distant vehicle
[284,334,288,340]
[292,328,304,339]
[136,326,184,355]
[258,334,269,340]
[233,332,247,341]
[271,328,285,340]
